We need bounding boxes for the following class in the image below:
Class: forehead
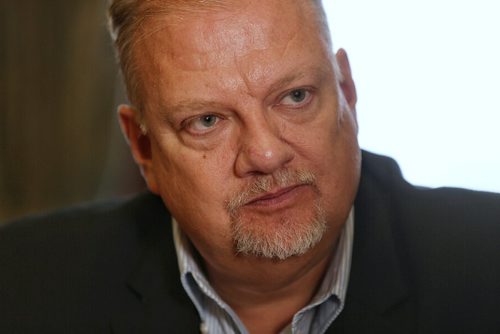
[134,1,331,105]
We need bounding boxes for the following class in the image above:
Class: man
[0,1,499,333]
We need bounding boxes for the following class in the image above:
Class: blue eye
[185,114,221,134]
[290,90,307,102]
[199,115,218,128]
[281,89,311,106]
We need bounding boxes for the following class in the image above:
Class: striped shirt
[173,209,354,334]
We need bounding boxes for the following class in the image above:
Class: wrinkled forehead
[174,7,311,58]
[135,1,327,70]
[128,0,331,109]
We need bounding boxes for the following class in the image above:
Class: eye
[199,115,218,127]
[184,114,221,134]
[280,88,311,106]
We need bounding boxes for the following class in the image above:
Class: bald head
[108,0,333,111]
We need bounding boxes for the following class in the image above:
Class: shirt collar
[173,209,354,333]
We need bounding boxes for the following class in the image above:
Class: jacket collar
[326,151,415,333]
[112,193,199,333]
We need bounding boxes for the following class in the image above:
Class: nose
[234,114,294,177]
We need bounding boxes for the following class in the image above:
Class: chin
[230,203,327,261]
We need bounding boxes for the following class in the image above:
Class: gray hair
[107,0,332,114]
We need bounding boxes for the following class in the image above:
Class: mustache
[226,169,317,215]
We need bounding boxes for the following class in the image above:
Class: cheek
[285,113,338,166]
[150,136,238,217]
[286,106,359,197]
[159,153,225,199]
[319,117,360,214]
[151,142,241,256]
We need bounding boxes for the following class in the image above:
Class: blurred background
[1,0,499,223]
[0,0,144,222]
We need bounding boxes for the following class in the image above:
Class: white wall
[323,0,500,192]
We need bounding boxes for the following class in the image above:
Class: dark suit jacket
[1,151,499,333]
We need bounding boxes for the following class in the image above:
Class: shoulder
[0,192,170,257]
[0,192,172,276]
[359,150,500,223]
[0,192,176,330]
[357,151,500,330]
[358,150,500,259]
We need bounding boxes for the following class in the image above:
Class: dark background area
[0,0,145,223]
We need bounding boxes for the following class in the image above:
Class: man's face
[123,1,360,263]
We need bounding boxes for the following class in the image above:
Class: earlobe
[335,49,358,112]
[117,105,159,194]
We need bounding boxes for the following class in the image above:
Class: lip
[245,184,307,207]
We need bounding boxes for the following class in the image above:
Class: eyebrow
[160,66,329,117]
[159,101,228,120]
[268,66,328,93]
[268,72,306,94]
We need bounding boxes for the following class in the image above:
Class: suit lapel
[111,249,200,334]
[110,195,200,334]
[326,152,416,333]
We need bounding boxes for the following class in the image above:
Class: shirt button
[200,321,208,334]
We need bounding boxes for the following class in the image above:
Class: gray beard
[226,168,326,260]
[230,202,327,260]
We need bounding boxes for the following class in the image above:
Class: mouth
[245,184,308,207]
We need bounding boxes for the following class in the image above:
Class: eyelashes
[279,88,312,107]
[180,87,316,136]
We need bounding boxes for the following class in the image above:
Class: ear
[117,105,159,194]
[335,49,357,115]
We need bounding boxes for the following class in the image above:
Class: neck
[206,240,337,334]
